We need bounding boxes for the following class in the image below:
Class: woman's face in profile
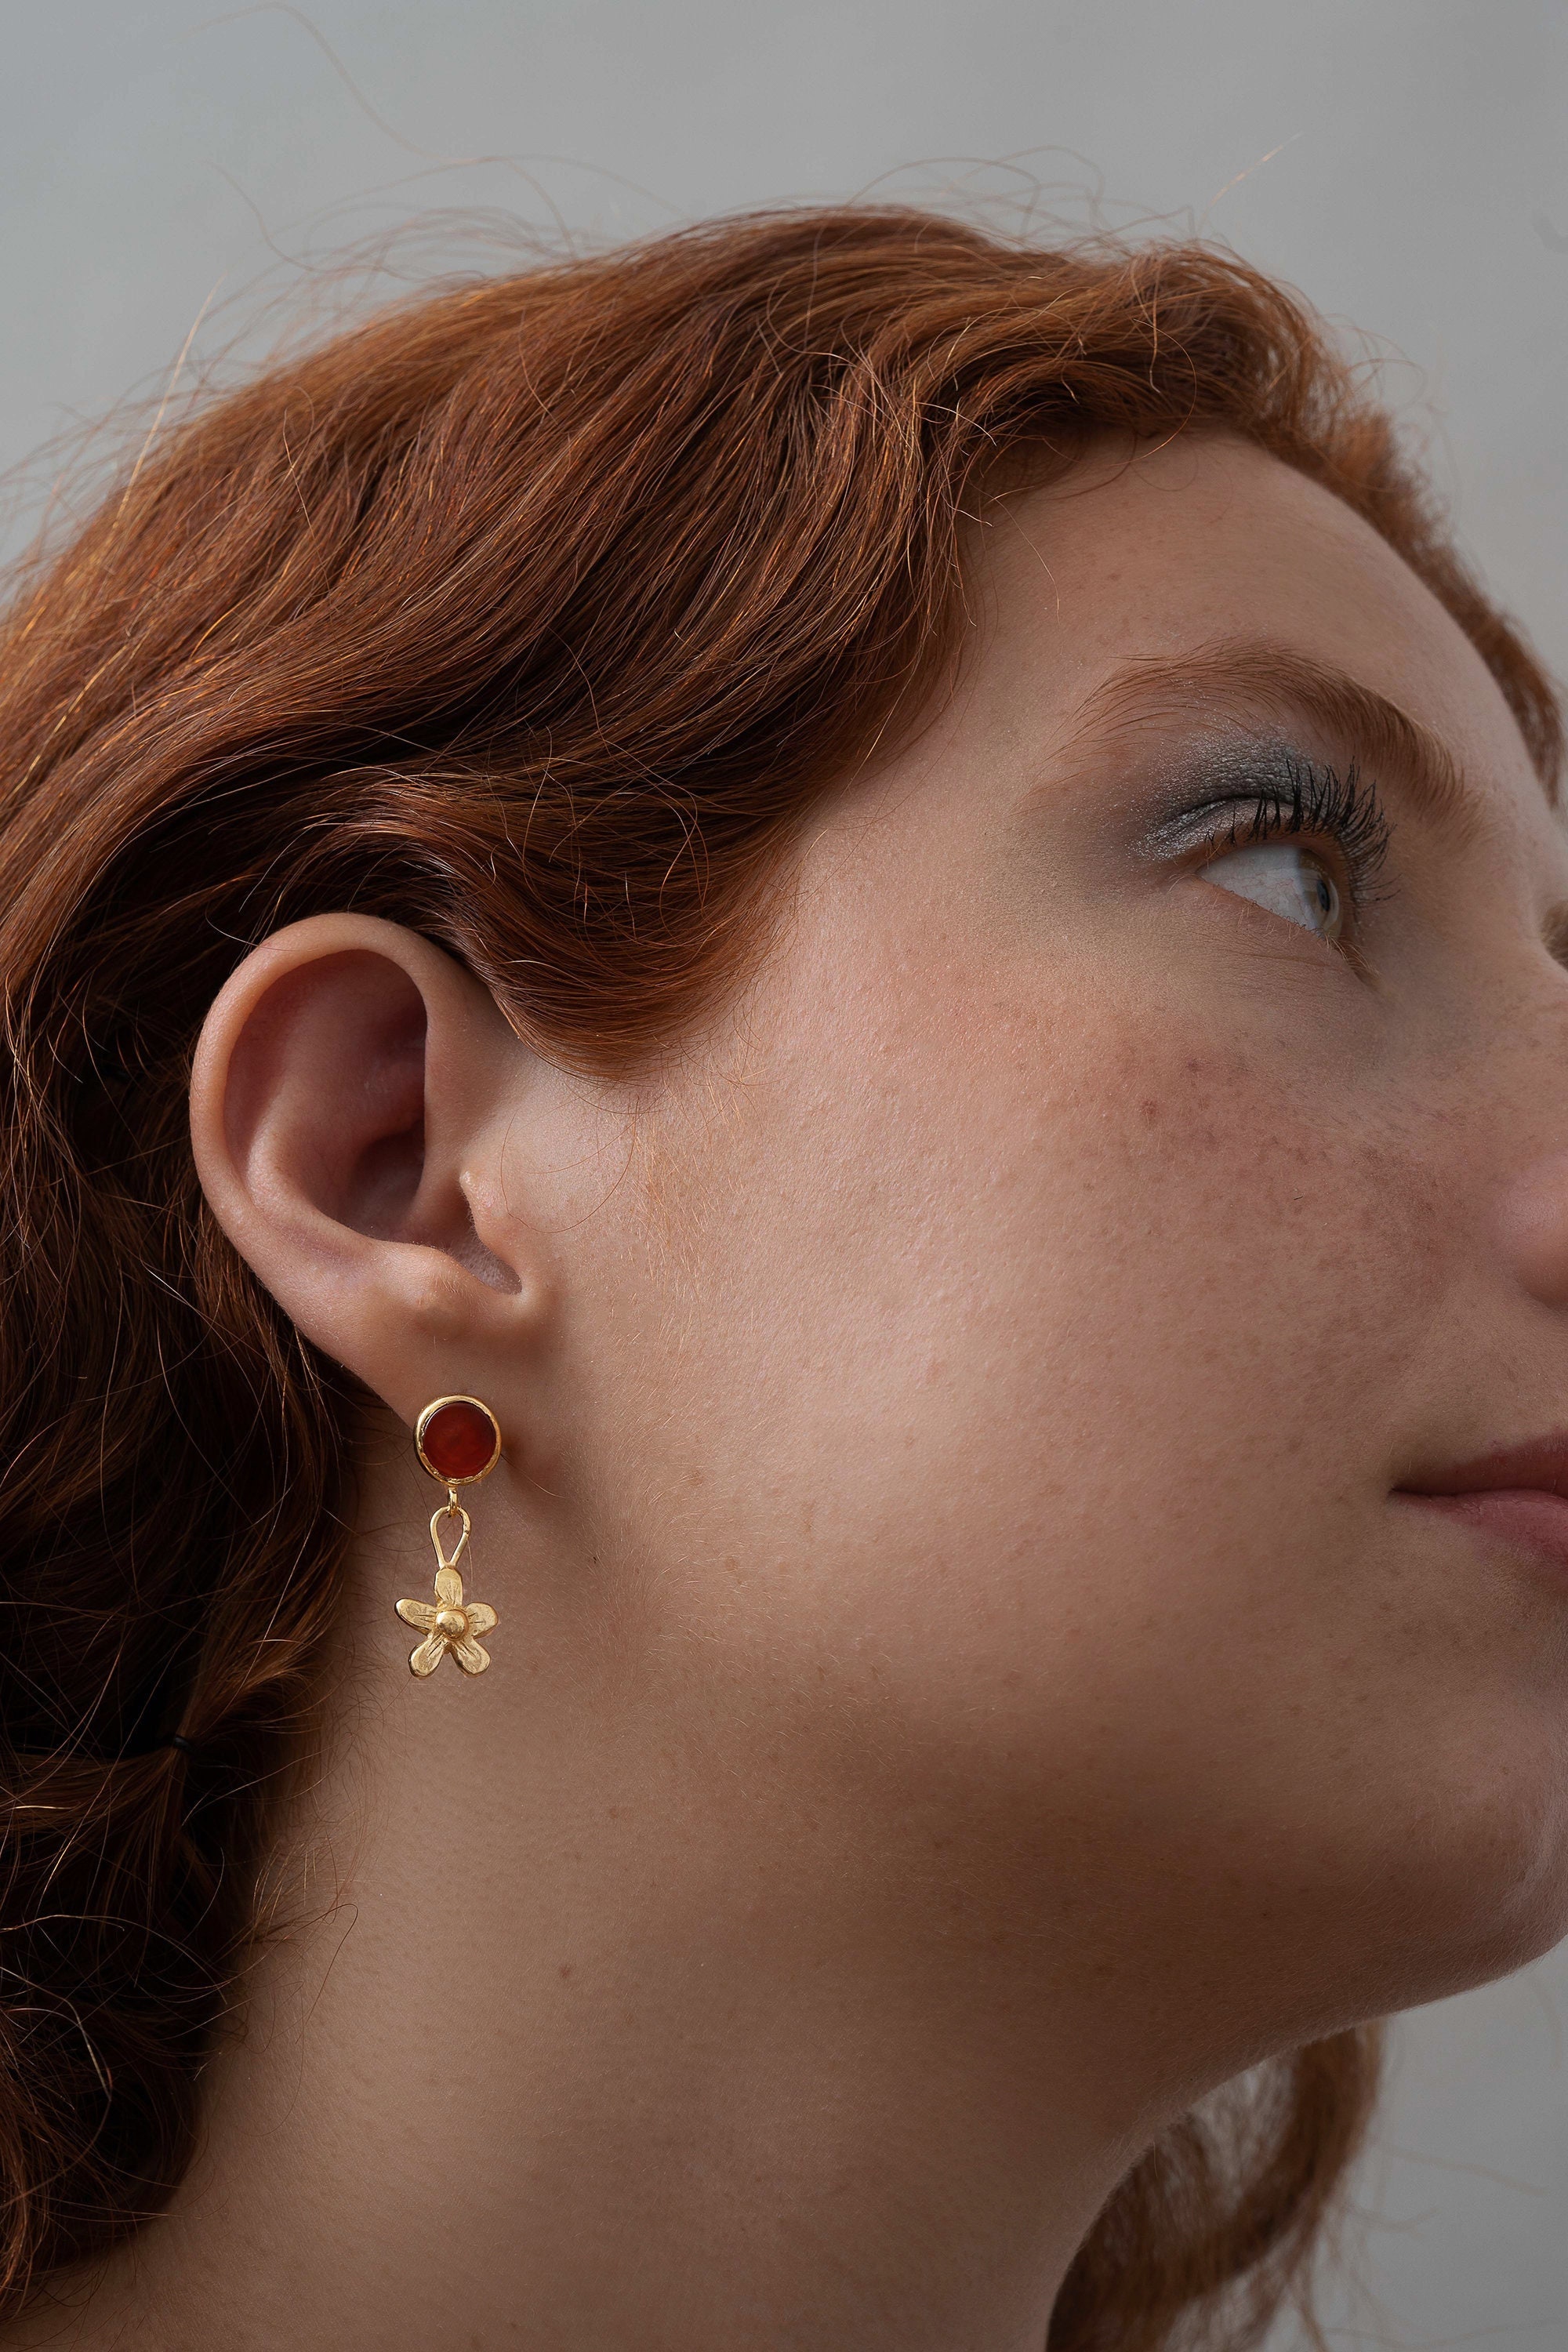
[500,429,1568,2067]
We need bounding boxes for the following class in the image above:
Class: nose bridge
[1515,950,1568,1123]
[1491,971,1568,1309]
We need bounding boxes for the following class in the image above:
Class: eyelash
[1192,755,1393,911]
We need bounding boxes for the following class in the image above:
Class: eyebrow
[1062,641,1489,844]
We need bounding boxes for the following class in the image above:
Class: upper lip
[1399,1435,1568,1498]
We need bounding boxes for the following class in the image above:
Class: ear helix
[395,1396,503,1679]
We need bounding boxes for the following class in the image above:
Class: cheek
[583,955,1568,2005]
[619,970,1407,1681]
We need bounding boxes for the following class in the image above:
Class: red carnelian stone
[421,1399,498,1482]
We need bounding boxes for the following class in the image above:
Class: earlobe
[191,913,544,1421]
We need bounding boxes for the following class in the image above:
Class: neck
[12,1474,1192,2352]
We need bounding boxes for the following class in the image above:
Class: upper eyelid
[1065,644,1492,848]
[1196,776,1385,835]
[1141,753,1391,848]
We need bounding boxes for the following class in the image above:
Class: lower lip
[1403,1489,1568,1576]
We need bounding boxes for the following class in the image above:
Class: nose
[1499,1151,1568,1309]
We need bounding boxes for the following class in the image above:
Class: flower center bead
[436,1606,468,1639]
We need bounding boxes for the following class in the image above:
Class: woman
[0,205,1563,2350]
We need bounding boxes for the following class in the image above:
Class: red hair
[0,205,1555,2341]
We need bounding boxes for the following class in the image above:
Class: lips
[1403,1436,1568,1499]
[1399,1436,1568,1575]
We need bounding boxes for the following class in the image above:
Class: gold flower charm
[396,1563,498,1677]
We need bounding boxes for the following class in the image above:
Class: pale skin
[19,434,1568,2350]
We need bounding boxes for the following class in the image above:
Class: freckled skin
[147,432,1568,2352]
[546,436,1568,2053]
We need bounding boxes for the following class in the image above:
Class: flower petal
[408,1632,448,1678]
[452,1636,491,1675]
[397,1598,437,1631]
[434,1565,465,1607]
[463,1602,497,1638]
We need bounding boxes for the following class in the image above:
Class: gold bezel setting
[414,1394,502,1486]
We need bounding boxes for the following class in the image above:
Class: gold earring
[396,1396,503,1679]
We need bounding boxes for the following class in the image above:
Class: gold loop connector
[430,1499,470,1573]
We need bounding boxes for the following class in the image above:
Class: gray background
[3,3,1566,2343]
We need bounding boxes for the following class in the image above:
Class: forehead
[971,435,1547,833]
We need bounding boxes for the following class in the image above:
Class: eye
[1200,840,1344,943]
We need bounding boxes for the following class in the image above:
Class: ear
[190,913,546,1426]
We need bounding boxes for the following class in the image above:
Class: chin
[1353,1755,1568,2013]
